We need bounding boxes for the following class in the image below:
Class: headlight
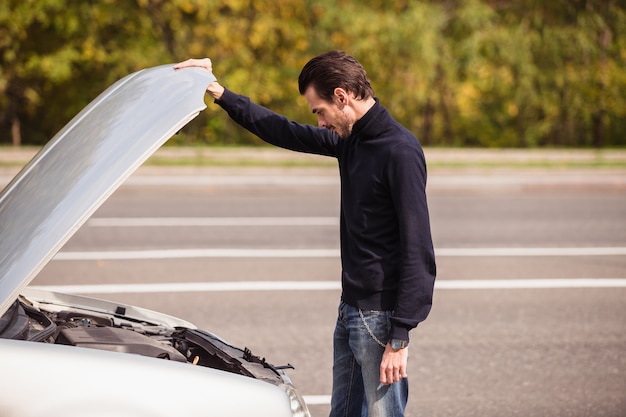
[280,383,311,417]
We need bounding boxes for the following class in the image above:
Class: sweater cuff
[390,325,410,342]
[214,87,235,106]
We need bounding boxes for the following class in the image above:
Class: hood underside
[0,64,216,316]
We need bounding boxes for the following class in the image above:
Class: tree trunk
[593,15,612,148]
[11,114,21,147]
[422,99,434,146]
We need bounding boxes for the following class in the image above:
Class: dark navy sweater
[216,89,436,341]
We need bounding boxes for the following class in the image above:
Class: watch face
[391,339,408,350]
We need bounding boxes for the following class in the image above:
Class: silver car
[0,65,311,417]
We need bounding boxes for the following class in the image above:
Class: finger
[380,367,391,385]
[197,58,212,70]
[381,367,400,385]
[173,58,194,69]
[173,58,212,71]
[174,59,200,69]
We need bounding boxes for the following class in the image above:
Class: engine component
[56,325,187,362]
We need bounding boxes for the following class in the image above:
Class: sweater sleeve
[387,142,437,341]
[215,88,340,157]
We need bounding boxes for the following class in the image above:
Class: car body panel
[0,338,293,417]
[0,65,215,317]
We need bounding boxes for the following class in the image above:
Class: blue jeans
[329,301,408,417]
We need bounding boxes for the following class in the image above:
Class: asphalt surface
[3,149,626,417]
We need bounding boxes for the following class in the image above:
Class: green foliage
[1,0,625,147]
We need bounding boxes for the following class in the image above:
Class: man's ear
[334,88,348,107]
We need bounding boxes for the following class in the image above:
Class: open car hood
[0,65,216,316]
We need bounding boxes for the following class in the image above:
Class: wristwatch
[390,339,409,350]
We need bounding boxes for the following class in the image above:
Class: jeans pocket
[358,309,391,348]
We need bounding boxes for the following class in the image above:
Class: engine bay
[0,297,287,385]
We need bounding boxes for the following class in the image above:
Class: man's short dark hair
[298,51,374,102]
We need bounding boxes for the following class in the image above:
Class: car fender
[0,339,293,417]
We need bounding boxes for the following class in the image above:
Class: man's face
[304,87,352,139]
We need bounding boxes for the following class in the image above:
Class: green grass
[2,145,626,169]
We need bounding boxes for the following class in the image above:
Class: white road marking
[54,248,341,260]
[28,279,626,295]
[3,172,626,188]
[302,395,331,405]
[30,281,340,294]
[87,217,339,227]
[124,175,338,186]
[114,174,626,188]
[53,246,626,260]
[428,174,626,188]
[434,278,626,289]
[436,247,626,257]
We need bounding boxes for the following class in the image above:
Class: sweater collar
[350,98,390,140]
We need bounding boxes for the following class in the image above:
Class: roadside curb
[3,146,626,162]
[2,146,625,190]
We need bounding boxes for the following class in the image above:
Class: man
[174,51,436,417]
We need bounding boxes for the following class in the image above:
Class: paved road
[29,166,626,417]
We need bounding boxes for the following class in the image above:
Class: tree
[1,0,625,147]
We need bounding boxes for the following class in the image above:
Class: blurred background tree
[1,0,624,147]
